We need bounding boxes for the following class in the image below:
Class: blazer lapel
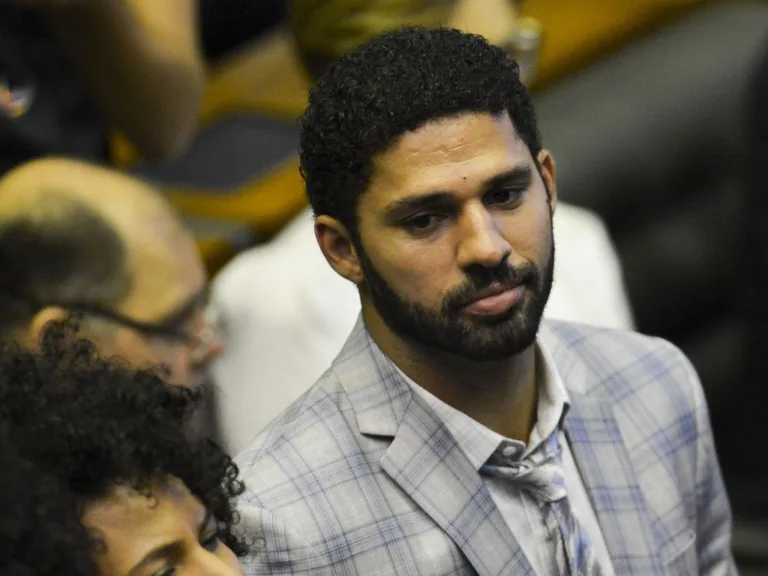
[380,390,535,576]
[565,393,663,575]
[335,321,534,576]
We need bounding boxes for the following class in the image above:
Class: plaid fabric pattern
[236,318,736,575]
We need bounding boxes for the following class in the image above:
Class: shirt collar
[393,337,570,471]
[532,336,571,448]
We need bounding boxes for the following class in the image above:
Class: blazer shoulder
[235,367,351,471]
[541,320,700,405]
[545,321,710,481]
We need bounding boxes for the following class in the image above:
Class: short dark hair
[0,324,247,562]
[0,194,132,336]
[0,438,96,576]
[299,26,542,235]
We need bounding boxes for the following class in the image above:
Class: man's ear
[537,149,558,215]
[25,306,68,347]
[314,215,364,284]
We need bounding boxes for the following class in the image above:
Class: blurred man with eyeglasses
[0,157,222,388]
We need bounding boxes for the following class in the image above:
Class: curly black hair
[299,26,542,236]
[0,324,247,566]
[0,437,96,576]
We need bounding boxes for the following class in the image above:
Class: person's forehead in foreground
[84,479,241,576]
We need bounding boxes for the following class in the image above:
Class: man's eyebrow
[482,166,533,192]
[382,192,456,220]
[381,166,534,221]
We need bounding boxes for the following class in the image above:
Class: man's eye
[403,213,444,234]
[486,188,524,206]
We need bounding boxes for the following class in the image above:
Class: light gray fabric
[235,319,735,575]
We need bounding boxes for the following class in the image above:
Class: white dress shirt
[212,204,634,454]
[398,340,616,575]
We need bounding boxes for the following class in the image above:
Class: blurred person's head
[0,157,221,386]
[0,437,96,576]
[0,325,246,575]
[290,0,520,81]
[305,27,556,361]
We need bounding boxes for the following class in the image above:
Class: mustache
[443,262,537,310]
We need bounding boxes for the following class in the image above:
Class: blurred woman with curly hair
[0,324,247,575]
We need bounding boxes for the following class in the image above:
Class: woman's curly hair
[0,323,247,564]
[0,437,96,576]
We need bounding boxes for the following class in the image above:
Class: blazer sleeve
[681,353,738,575]
[238,502,332,576]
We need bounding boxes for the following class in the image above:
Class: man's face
[104,233,221,388]
[350,112,555,361]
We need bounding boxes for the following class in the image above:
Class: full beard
[357,231,555,363]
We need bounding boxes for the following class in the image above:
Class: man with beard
[236,28,734,575]
[211,0,633,456]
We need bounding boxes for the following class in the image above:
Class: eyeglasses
[36,290,218,354]
[63,302,199,343]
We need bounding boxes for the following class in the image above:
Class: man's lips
[462,284,526,316]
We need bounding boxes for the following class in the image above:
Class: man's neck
[363,308,539,441]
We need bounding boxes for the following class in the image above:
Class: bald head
[0,158,213,386]
[0,160,126,335]
[0,157,188,245]
[0,158,200,345]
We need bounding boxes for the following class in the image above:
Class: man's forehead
[379,112,520,160]
[369,112,529,195]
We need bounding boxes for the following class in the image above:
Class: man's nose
[455,204,512,270]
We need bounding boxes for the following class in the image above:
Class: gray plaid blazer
[235,319,736,575]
